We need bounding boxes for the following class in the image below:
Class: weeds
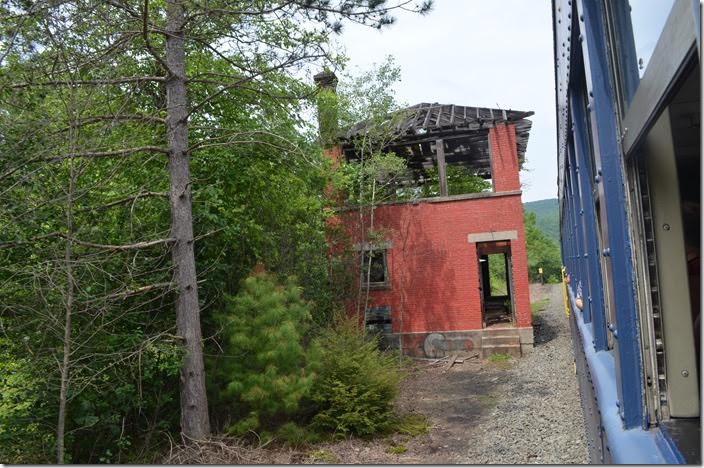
[395,413,430,436]
[386,444,408,455]
[530,297,550,321]
[307,449,340,464]
[487,353,511,362]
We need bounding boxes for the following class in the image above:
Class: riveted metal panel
[553,0,577,206]
[576,0,645,429]
[570,88,608,349]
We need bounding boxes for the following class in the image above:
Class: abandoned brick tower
[316,71,534,358]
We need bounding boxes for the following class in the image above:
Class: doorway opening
[477,241,515,327]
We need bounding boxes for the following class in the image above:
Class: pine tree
[214,269,319,435]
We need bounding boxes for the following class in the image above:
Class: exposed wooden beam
[436,138,448,197]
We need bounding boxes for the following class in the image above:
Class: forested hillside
[523,198,560,244]
[522,197,561,284]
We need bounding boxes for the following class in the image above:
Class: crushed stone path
[459,283,588,464]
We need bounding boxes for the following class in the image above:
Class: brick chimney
[313,70,339,150]
[488,123,521,192]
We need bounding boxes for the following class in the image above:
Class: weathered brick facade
[335,123,533,357]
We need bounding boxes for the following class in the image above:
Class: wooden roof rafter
[341,102,534,176]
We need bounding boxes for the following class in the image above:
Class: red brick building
[317,74,535,358]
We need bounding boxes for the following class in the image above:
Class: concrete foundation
[397,326,534,358]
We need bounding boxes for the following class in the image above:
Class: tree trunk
[56,154,75,464]
[165,0,210,439]
[363,177,377,315]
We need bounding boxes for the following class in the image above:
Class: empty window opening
[364,305,396,350]
[361,249,389,289]
[477,241,514,327]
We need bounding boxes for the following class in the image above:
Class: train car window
[628,0,676,79]
[624,63,700,421]
[604,0,676,114]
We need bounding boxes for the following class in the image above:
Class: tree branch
[46,146,169,163]
[70,237,174,251]
[9,76,167,89]
[87,191,169,211]
[0,234,173,251]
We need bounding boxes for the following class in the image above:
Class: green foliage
[487,254,508,296]
[338,151,409,205]
[0,4,432,461]
[213,271,319,436]
[524,198,560,244]
[310,317,403,438]
[0,340,53,463]
[336,57,404,135]
[487,353,511,362]
[307,449,340,464]
[275,422,320,446]
[524,211,562,283]
[530,298,550,316]
[395,413,430,436]
[419,165,491,198]
[386,444,408,454]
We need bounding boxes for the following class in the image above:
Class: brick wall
[344,193,531,333]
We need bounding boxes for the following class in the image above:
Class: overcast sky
[330,0,557,202]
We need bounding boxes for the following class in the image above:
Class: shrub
[310,316,403,438]
[213,270,319,435]
[275,422,320,446]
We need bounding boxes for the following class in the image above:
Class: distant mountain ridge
[523,198,559,244]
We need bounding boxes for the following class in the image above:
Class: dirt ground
[304,353,517,464]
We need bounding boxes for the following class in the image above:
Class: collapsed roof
[340,103,534,179]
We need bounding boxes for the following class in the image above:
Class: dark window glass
[362,250,387,285]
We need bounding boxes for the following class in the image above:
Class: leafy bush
[213,270,319,436]
[310,316,403,438]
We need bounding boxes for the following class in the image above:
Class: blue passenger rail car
[552,0,700,463]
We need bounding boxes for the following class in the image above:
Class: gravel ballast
[460,283,588,464]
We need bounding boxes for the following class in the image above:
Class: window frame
[605,0,698,156]
[359,247,391,290]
